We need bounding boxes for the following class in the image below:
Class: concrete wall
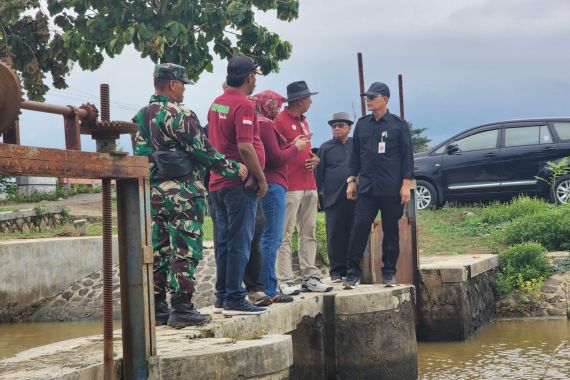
[417,255,498,341]
[16,176,57,196]
[0,237,118,322]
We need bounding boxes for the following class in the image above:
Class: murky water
[418,319,570,379]
[0,321,120,360]
[1,319,569,379]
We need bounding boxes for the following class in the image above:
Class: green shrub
[498,205,570,250]
[496,242,553,295]
[479,196,549,226]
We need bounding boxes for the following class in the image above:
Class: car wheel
[415,180,438,210]
[553,175,570,204]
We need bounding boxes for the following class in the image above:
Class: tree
[0,0,299,101]
[409,122,431,153]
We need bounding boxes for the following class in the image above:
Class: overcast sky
[16,0,570,152]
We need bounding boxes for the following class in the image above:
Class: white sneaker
[302,277,333,292]
[279,282,301,296]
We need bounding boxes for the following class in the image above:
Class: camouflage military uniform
[134,94,240,296]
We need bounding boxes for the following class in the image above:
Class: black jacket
[348,111,414,197]
[316,138,353,209]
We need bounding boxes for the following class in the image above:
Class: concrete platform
[0,284,418,380]
[418,254,499,341]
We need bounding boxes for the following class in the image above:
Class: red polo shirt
[274,107,316,191]
[207,88,265,192]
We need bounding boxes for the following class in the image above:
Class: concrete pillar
[334,286,418,380]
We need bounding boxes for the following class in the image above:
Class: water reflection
[418,319,570,379]
[0,321,120,360]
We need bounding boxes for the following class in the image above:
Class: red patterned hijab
[252,90,286,121]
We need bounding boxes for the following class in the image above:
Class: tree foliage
[0,0,299,101]
[409,122,431,153]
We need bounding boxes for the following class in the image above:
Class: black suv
[413,118,570,209]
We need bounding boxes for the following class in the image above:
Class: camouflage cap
[153,63,194,84]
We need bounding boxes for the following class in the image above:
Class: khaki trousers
[276,190,320,282]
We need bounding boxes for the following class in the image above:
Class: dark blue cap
[361,82,390,97]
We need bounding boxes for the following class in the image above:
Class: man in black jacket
[344,82,414,289]
[316,112,355,283]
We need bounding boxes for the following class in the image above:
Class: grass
[0,207,19,213]
[417,206,499,256]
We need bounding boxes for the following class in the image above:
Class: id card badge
[378,142,386,154]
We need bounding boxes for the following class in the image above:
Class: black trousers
[243,200,266,292]
[346,193,403,277]
[325,197,355,277]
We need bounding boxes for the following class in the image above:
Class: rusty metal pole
[357,52,366,117]
[399,73,421,332]
[99,83,115,380]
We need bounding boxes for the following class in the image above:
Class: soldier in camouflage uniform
[134,63,247,328]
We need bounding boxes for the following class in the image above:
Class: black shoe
[154,293,170,326]
[383,273,397,287]
[167,293,212,328]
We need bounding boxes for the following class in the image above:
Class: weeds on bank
[0,184,102,205]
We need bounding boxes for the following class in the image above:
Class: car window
[455,129,498,152]
[432,144,447,155]
[553,122,570,141]
[504,125,550,147]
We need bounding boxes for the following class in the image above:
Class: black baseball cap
[227,55,262,76]
[361,82,390,97]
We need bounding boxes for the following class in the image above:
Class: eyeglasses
[331,123,348,129]
[364,95,380,101]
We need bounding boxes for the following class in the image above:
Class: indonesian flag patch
[242,116,253,126]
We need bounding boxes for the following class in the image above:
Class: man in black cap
[274,81,333,294]
[343,82,414,289]
[208,55,269,315]
[316,112,355,283]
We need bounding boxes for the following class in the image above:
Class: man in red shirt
[274,81,333,293]
[208,56,268,315]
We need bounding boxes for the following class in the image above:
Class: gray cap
[328,112,353,126]
[361,82,390,97]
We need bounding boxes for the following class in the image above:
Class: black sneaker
[343,275,360,290]
[330,274,344,283]
[222,298,266,316]
[383,273,397,287]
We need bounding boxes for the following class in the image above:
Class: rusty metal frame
[0,98,155,380]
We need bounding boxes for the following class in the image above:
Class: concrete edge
[334,285,414,315]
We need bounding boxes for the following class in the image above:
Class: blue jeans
[259,183,286,297]
[211,184,258,303]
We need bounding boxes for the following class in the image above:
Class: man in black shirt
[344,82,414,289]
[316,112,355,283]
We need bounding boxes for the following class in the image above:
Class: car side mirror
[447,143,459,154]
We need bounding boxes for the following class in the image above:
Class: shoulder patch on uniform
[243,116,253,126]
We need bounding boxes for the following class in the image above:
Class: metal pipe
[102,177,115,380]
[21,101,88,118]
[398,74,405,120]
[357,53,366,117]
